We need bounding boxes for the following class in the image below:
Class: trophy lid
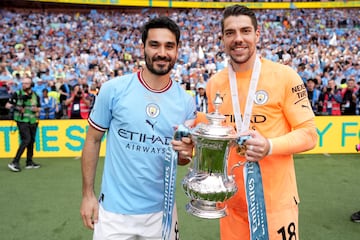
[191,92,238,139]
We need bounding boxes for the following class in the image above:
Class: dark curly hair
[141,16,181,46]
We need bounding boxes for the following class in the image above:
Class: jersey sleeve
[184,93,197,127]
[283,67,315,127]
[88,81,114,132]
[270,66,317,155]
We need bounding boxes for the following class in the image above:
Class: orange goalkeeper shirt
[205,58,317,212]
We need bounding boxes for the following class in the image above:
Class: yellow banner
[0,120,106,158]
[29,0,360,9]
[0,116,359,158]
[307,116,360,154]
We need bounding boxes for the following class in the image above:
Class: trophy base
[185,199,227,219]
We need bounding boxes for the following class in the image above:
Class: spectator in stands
[0,7,359,115]
[65,67,78,87]
[0,65,12,82]
[306,78,321,115]
[195,82,208,113]
[40,69,54,82]
[341,78,358,115]
[58,77,72,118]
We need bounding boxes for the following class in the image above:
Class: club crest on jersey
[146,103,160,118]
[254,90,268,105]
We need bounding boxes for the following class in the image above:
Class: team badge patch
[146,103,160,118]
[254,90,268,105]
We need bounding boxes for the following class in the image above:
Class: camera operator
[64,84,91,119]
[5,77,41,172]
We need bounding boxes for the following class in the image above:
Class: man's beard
[228,44,254,65]
[229,52,252,65]
[23,87,32,92]
[144,53,175,76]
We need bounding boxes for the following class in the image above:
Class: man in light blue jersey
[80,16,196,240]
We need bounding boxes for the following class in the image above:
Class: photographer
[340,78,358,115]
[5,77,41,172]
[64,84,91,119]
[318,79,343,115]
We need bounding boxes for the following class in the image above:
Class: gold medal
[236,144,247,156]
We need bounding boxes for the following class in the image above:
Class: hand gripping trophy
[180,92,249,219]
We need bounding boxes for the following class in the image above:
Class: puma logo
[302,104,310,109]
[146,119,157,130]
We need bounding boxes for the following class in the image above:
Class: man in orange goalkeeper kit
[205,5,318,240]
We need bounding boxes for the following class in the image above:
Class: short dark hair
[141,16,180,46]
[221,5,258,33]
[307,78,317,85]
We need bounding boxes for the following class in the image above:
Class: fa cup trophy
[182,92,246,219]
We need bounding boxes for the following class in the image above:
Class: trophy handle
[230,161,246,176]
[185,156,193,164]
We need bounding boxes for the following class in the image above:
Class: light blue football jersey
[88,72,196,214]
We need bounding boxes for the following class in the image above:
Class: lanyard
[228,56,261,133]
[228,56,269,240]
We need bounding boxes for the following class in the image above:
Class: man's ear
[176,41,182,60]
[141,43,145,55]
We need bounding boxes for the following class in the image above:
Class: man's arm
[80,125,105,230]
[269,119,318,155]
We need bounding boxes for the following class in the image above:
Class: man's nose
[234,31,244,42]
[157,46,167,56]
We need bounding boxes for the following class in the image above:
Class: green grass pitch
[0,154,359,239]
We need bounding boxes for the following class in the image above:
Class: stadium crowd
[0,6,359,119]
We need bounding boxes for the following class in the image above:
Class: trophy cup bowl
[182,93,240,219]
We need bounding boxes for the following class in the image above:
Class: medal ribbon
[162,147,178,240]
[162,125,189,240]
[228,56,269,240]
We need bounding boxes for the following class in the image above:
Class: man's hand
[80,194,99,230]
[243,130,271,162]
[171,136,194,165]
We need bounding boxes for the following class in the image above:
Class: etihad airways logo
[224,114,267,125]
[118,128,172,155]
[118,128,172,145]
